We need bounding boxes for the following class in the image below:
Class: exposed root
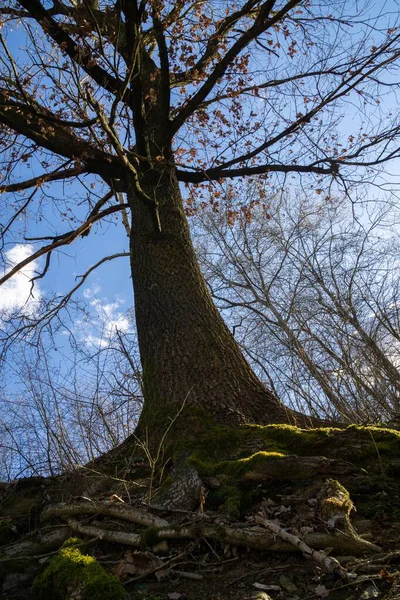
[69,519,142,547]
[152,459,203,510]
[242,455,358,483]
[3,527,71,558]
[3,424,399,598]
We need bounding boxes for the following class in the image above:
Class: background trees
[0,313,142,479]
[196,190,400,424]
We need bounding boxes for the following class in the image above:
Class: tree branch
[177,162,335,183]
[152,9,170,120]
[0,165,84,194]
[171,0,261,87]
[0,92,124,181]
[17,0,132,105]
[0,203,128,287]
[169,0,301,135]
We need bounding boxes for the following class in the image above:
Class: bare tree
[196,190,400,423]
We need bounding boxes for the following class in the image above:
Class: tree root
[2,527,71,558]
[3,430,397,598]
[152,459,203,511]
[242,455,358,483]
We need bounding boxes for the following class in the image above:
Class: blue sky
[0,218,134,350]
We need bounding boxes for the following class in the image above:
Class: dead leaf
[315,584,330,598]
[300,526,314,535]
[279,575,298,593]
[261,498,275,509]
[114,550,165,580]
[379,568,394,582]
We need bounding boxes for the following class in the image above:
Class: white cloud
[79,296,133,348]
[0,244,41,316]
[81,333,109,349]
[83,283,101,299]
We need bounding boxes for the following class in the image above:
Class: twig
[171,570,203,580]
[123,544,196,585]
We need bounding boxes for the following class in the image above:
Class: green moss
[189,450,286,479]
[172,406,252,460]
[174,418,400,515]
[248,424,343,456]
[224,451,286,477]
[221,486,243,518]
[133,405,400,517]
[178,415,343,464]
[32,538,125,600]
[62,537,80,547]
[320,479,354,519]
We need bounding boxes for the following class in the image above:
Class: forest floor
[128,520,400,600]
[2,424,400,599]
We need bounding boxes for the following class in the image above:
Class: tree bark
[128,166,304,438]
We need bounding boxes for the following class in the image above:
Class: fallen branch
[171,570,203,580]
[66,517,381,555]
[69,520,141,547]
[3,527,71,558]
[0,536,99,563]
[42,501,169,528]
[255,516,351,581]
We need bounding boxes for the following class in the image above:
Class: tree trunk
[128,166,301,438]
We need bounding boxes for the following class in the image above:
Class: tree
[2,0,400,447]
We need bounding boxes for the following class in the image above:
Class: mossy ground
[167,415,400,518]
[32,538,126,600]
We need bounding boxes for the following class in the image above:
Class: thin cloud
[0,244,41,317]
[83,283,101,299]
